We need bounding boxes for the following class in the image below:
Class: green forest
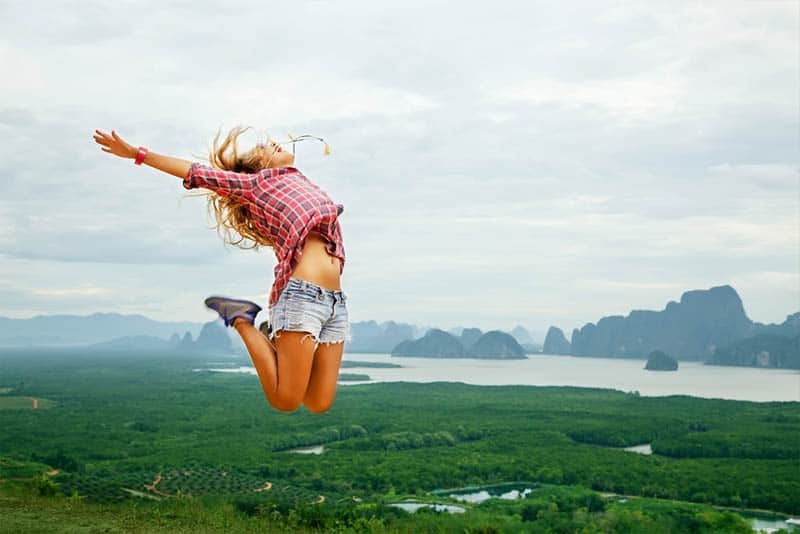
[1,348,798,533]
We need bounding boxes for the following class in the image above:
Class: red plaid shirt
[183,163,346,308]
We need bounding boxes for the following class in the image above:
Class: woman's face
[258,141,295,168]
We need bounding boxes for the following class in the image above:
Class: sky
[1,1,798,339]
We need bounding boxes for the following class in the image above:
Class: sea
[206,352,800,402]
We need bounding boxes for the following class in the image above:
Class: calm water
[448,487,534,503]
[339,353,800,402]
[623,444,653,455]
[388,502,465,514]
[286,445,325,455]
[204,352,800,402]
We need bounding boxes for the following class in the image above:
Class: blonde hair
[198,125,275,251]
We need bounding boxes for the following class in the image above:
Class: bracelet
[134,146,148,165]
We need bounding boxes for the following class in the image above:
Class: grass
[0,396,54,410]
[0,482,311,534]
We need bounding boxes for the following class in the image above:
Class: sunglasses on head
[257,134,331,156]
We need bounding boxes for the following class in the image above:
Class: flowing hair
[194,125,275,251]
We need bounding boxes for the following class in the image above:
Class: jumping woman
[92,126,350,413]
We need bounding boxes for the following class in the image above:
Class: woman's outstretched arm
[93,129,257,200]
[93,129,191,179]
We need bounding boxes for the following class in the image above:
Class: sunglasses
[257,134,331,157]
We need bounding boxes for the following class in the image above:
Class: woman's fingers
[94,129,132,158]
[94,129,118,142]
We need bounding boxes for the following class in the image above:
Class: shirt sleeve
[182,162,257,202]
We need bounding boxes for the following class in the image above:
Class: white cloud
[489,74,687,122]
[222,72,438,124]
[0,1,797,333]
[32,285,114,298]
[0,45,46,97]
[707,163,800,191]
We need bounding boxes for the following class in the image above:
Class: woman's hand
[93,129,137,159]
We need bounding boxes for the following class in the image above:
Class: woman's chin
[266,156,294,169]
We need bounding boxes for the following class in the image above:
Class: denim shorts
[268,277,351,345]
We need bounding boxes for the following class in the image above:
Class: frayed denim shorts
[268,277,351,346]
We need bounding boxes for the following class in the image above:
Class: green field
[0,348,797,532]
[0,394,55,410]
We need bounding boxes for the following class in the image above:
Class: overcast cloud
[1,1,797,338]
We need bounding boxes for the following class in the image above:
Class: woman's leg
[232,318,316,412]
[303,290,349,413]
[303,340,345,413]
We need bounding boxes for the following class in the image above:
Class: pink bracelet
[134,146,148,165]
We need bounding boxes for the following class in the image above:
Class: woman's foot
[204,296,262,327]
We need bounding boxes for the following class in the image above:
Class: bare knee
[304,395,335,414]
[268,392,304,413]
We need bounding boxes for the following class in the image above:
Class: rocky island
[543,326,571,355]
[645,350,678,371]
[391,329,526,359]
[544,286,799,365]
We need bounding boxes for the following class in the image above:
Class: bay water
[207,352,799,402]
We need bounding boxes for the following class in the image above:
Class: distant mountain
[511,325,545,353]
[391,328,527,360]
[178,332,195,352]
[541,285,799,365]
[447,326,465,337]
[0,312,203,347]
[569,286,757,360]
[465,331,526,359]
[753,312,800,338]
[347,320,418,353]
[0,312,522,357]
[708,334,800,369]
[543,327,571,355]
[81,321,234,355]
[195,321,233,352]
[460,327,483,348]
[511,325,534,344]
[6,288,790,366]
[392,328,464,358]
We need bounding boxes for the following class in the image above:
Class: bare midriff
[290,231,342,291]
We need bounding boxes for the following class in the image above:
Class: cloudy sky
[1,1,797,338]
